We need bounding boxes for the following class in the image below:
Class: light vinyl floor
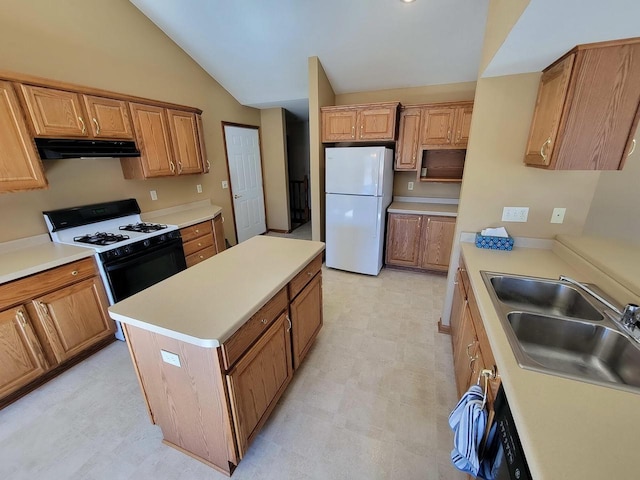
[0,266,465,480]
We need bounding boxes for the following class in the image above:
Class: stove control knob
[124,246,132,254]
[143,239,151,247]
[159,234,166,242]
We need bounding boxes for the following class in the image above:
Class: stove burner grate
[119,222,168,233]
[73,232,130,246]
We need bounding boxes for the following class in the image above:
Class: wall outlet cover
[502,207,529,222]
[408,181,414,191]
[150,190,158,201]
[160,350,181,367]
[196,184,203,193]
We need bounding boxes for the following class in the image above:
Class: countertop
[387,201,458,217]
[0,235,95,284]
[460,242,639,480]
[108,235,325,347]
[142,201,223,229]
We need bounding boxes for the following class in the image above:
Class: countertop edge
[0,246,96,285]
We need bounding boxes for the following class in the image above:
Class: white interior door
[224,125,266,243]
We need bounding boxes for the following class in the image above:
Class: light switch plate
[196,184,203,193]
[150,190,158,201]
[160,350,181,367]
[222,180,229,189]
[502,207,529,222]
[551,207,566,224]
[408,181,414,191]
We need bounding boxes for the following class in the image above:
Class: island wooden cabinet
[525,38,640,170]
[226,312,293,457]
[321,102,399,143]
[0,306,48,398]
[0,257,114,407]
[421,102,473,149]
[0,81,47,193]
[385,213,456,272]
[395,107,422,170]
[122,103,206,179]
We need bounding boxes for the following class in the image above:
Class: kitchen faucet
[559,275,640,338]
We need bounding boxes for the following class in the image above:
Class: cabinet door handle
[206,160,211,172]
[360,124,363,139]
[469,356,478,374]
[540,137,551,161]
[178,161,183,174]
[286,314,292,332]
[16,309,27,328]
[628,139,636,157]
[351,125,355,139]
[447,128,451,142]
[466,341,475,358]
[38,301,49,316]
[92,118,100,135]
[169,161,176,173]
[78,116,86,134]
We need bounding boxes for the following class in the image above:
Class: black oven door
[102,237,187,303]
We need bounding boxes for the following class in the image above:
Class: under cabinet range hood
[34,138,141,159]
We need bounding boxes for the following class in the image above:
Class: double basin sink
[481,272,640,394]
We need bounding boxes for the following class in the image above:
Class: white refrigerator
[325,146,394,275]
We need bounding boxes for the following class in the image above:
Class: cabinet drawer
[0,258,97,311]
[288,254,322,300]
[180,221,212,243]
[221,288,288,370]
[185,246,216,268]
[183,234,214,257]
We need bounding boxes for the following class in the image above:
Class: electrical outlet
[551,207,566,224]
[408,181,414,191]
[160,350,181,367]
[150,190,157,201]
[196,184,203,193]
[222,180,229,189]
[502,207,529,222]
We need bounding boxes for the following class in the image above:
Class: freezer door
[325,147,387,196]
[325,193,385,276]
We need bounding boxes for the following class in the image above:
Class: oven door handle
[102,238,185,271]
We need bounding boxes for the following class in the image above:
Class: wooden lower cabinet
[181,215,226,268]
[0,306,48,398]
[30,277,113,363]
[385,213,456,272]
[227,312,293,457]
[213,214,226,254]
[0,258,115,406]
[290,272,323,369]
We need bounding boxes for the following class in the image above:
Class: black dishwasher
[491,384,532,480]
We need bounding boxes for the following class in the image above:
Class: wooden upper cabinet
[395,107,422,170]
[322,108,357,142]
[419,216,456,271]
[196,114,210,173]
[526,39,640,170]
[167,110,204,175]
[321,102,399,143]
[421,103,473,148]
[0,81,47,192]
[0,306,48,398]
[358,105,397,141]
[524,54,575,167]
[125,103,175,178]
[19,85,88,137]
[82,95,133,139]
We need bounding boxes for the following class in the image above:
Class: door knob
[234,194,242,199]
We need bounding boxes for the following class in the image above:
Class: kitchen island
[108,235,324,475]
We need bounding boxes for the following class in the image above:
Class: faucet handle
[622,304,640,328]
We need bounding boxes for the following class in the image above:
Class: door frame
[221,122,269,245]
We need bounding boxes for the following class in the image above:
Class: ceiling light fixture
[400,0,416,3]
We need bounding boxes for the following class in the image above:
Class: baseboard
[437,318,451,334]
[268,228,291,234]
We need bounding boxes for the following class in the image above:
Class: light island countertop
[108,235,324,347]
[0,235,95,284]
[461,241,639,480]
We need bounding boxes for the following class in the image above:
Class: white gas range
[44,199,187,340]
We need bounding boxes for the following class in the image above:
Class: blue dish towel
[449,385,495,480]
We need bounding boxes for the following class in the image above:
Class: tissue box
[475,233,514,251]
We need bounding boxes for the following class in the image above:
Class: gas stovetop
[44,199,178,253]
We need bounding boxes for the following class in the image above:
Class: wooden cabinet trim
[0,70,202,114]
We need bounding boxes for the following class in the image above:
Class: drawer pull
[307,271,313,277]
[199,255,204,259]
[261,318,268,324]
[198,243,202,247]
[71,270,79,276]
[195,229,200,233]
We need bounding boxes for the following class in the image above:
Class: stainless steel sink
[481,271,640,394]
[507,312,640,389]
[489,275,604,321]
